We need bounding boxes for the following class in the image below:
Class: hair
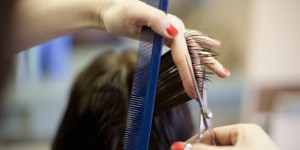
[0,1,15,108]
[52,30,217,150]
[52,50,193,150]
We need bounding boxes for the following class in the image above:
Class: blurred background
[1,0,300,149]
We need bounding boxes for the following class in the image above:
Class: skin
[9,0,229,98]
[183,124,280,150]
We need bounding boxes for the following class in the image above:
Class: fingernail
[171,142,184,150]
[166,24,178,37]
[224,68,230,74]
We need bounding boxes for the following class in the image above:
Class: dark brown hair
[52,50,194,150]
[0,1,15,110]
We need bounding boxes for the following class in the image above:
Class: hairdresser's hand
[167,18,230,98]
[102,0,230,98]
[170,124,279,150]
[100,0,178,39]
[11,0,229,98]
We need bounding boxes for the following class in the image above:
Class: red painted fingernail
[166,24,178,37]
[171,142,184,150]
[224,68,230,74]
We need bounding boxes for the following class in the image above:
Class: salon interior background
[1,0,300,149]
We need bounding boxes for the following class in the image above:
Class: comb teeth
[123,27,161,150]
[131,29,154,95]
[123,95,146,150]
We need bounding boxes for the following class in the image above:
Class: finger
[128,1,178,39]
[185,30,221,49]
[201,56,230,78]
[192,143,236,150]
[184,30,230,78]
[168,15,196,99]
[186,134,199,143]
[199,125,240,146]
[170,142,236,150]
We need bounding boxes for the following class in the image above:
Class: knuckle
[168,14,184,27]
[150,11,166,26]
[156,11,166,19]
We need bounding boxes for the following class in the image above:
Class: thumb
[192,143,237,150]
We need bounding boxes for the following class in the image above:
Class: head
[52,50,193,150]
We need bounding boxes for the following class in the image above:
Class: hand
[101,0,230,98]
[100,0,178,39]
[10,0,229,98]
[171,124,279,150]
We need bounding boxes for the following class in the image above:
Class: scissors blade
[202,67,208,107]
[185,55,210,139]
[185,55,204,108]
[184,55,221,146]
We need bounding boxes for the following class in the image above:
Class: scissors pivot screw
[204,108,213,119]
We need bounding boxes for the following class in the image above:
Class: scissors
[185,55,220,147]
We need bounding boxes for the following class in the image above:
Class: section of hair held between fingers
[184,30,229,78]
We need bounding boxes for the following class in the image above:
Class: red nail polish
[166,24,178,37]
[224,68,230,74]
[171,142,184,150]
